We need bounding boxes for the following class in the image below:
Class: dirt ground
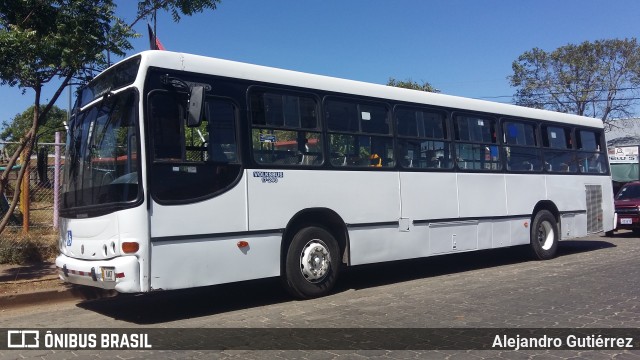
[0,262,66,297]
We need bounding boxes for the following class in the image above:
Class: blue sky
[1,0,639,126]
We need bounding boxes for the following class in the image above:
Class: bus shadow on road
[77,237,615,324]
[338,238,616,292]
[76,276,291,324]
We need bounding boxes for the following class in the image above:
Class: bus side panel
[544,175,585,214]
[349,226,421,265]
[149,234,281,290]
[504,174,547,216]
[247,170,400,230]
[429,221,477,254]
[457,173,507,218]
[149,175,248,238]
[560,214,579,238]
[545,175,615,236]
[509,218,531,245]
[492,220,511,248]
[399,172,459,220]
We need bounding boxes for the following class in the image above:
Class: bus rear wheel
[530,210,559,260]
[283,226,340,299]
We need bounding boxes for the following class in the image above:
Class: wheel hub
[537,221,554,250]
[300,240,330,283]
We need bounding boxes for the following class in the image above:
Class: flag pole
[153,9,157,47]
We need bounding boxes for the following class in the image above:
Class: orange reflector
[121,242,139,254]
[237,241,249,248]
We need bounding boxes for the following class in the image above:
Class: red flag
[147,24,165,50]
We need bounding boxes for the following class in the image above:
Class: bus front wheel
[530,210,559,260]
[283,226,340,299]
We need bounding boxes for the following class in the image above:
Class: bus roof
[125,50,604,129]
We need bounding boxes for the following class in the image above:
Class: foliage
[135,0,221,25]
[1,105,67,144]
[509,38,640,125]
[387,78,440,93]
[0,0,135,89]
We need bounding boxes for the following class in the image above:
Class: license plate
[620,218,633,225]
[101,267,116,282]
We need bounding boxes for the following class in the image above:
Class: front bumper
[55,254,141,293]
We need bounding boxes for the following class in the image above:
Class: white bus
[56,51,614,299]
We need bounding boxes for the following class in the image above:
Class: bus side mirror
[187,85,205,127]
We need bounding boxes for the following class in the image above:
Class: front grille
[615,207,639,215]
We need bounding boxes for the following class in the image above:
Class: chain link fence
[0,137,65,232]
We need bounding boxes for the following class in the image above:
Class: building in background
[606,118,640,194]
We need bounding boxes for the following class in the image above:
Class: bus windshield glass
[62,90,140,211]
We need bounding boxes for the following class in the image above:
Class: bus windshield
[62,90,140,212]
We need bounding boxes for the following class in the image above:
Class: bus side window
[542,125,576,173]
[396,107,452,170]
[326,98,393,168]
[454,115,500,171]
[503,120,541,172]
[250,90,323,166]
[576,129,607,173]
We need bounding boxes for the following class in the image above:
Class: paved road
[1,232,639,359]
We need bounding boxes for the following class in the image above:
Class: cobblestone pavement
[1,232,639,359]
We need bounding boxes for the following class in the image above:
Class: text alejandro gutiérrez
[492,334,634,351]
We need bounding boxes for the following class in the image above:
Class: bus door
[146,92,247,290]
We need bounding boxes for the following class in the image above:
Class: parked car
[614,181,640,234]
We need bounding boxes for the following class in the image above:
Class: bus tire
[530,210,559,260]
[283,226,340,299]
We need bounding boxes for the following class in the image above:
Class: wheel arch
[532,200,560,226]
[281,208,350,273]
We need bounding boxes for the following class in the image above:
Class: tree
[509,38,640,128]
[134,0,220,26]
[0,0,221,233]
[387,78,440,93]
[1,105,67,144]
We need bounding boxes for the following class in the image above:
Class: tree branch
[39,72,73,126]
[128,0,173,28]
